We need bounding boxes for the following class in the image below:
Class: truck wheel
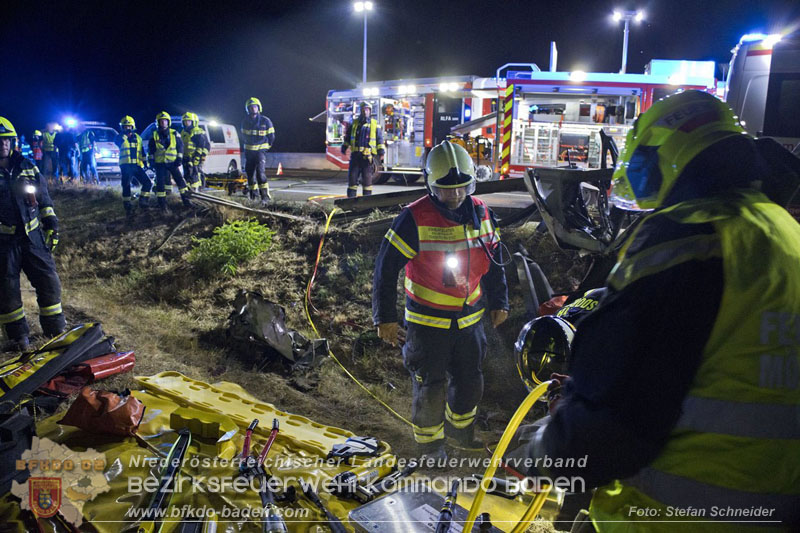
[475,165,494,182]
[373,173,391,185]
[391,173,421,185]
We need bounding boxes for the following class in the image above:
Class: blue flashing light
[64,117,77,128]
[464,107,472,119]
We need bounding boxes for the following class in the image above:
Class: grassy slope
[49,187,589,469]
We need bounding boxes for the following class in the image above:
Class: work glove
[490,309,509,328]
[44,229,59,252]
[377,322,406,347]
[341,145,348,156]
[546,372,570,415]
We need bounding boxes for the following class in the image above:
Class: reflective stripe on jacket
[348,118,385,156]
[152,129,179,164]
[591,189,800,532]
[118,133,145,167]
[42,131,57,152]
[403,195,497,313]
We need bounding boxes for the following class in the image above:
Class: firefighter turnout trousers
[80,151,98,183]
[244,150,270,200]
[120,164,152,212]
[154,163,190,208]
[403,318,487,450]
[0,231,65,341]
[347,152,374,198]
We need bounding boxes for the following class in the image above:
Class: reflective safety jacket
[148,128,182,165]
[241,114,275,152]
[373,195,508,330]
[345,118,385,157]
[115,132,145,167]
[181,126,210,164]
[589,190,800,531]
[78,130,95,153]
[31,138,43,161]
[0,152,58,239]
[42,131,57,152]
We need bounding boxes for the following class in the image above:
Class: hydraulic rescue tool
[138,428,192,533]
[302,484,348,533]
[330,460,417,503]
[434,479,460,533]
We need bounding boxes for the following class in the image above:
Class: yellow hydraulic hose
[464,380,553,532]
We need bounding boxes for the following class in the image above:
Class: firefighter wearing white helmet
[241,97,275,205]
[342,101,385,198]
[0,117,66,352]
[372,140,509,458]
[508,90,800,531]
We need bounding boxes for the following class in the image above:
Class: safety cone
[277,163,283,176]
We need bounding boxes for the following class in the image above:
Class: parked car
[141,116,241,175]
[80,122,120,174]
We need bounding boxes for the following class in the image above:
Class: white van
[141,116,241,175]
[725,32,800,151]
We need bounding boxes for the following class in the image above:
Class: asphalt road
[96,169,535,210]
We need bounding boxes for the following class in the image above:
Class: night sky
[6,0,799,152]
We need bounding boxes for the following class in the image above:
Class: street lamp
[354,1,374,85]
[612,9,644,74]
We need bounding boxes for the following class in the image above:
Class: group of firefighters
[2,89,800,530]
[26,123,101,185]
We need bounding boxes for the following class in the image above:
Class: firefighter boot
[259,187,271,207]
[248,187,258,200]
[157,196,169,213]
[446,424,485,454]
[2,336,29,353]
[181,193,193,208]
[139,194,150,210]
[417,441,448,467]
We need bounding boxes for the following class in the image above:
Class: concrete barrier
[263,152,340,171]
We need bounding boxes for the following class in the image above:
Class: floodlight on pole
[354,1,374,85]
[612,9,644,74]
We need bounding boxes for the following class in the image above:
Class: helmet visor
[431,179,475,209]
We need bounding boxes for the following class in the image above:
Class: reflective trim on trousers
[40,207,56,218]
[0,307,25,324]
[445,404,476,429]
[412,422,445,444]
[39,303,62,316]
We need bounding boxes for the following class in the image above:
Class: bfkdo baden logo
[29,478,62,518]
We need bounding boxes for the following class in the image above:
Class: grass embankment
[40,186,588,467]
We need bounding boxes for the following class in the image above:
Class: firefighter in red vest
[372,140,509,459]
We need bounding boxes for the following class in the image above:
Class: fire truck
[325,60,717,182]
[484,60,716,178]
[325,75,493,184]
[724,31,800,152]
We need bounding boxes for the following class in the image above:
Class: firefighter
[114,116,152,215]
[30,130,44,171]
[78,126,99,184]
[342,102,385,198]
[372,140,509,459]
[0,117,65,352]
[55,123,78,182]
[241,97,275,206]
[512,91,800,531]
[181,112,209,191]
[148,111,191,211]
[41,123,59,183]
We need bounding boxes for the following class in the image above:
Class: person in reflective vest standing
[30,130,44,172]
[41,123,59,183]
[241,97,275,206]
[0,117,65,352]
[78,127,99,184]
[342,102,385,198]
[148,111,190,211]
[514,90,800,531]
[372,140,509,459]
[115,116,152,216]
[181,112,209,191]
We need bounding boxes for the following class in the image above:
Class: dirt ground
[13,185,590,531]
